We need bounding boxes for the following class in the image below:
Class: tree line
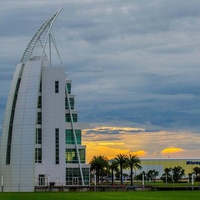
[89,154,200,185]
[160,166,200,183]
[133,166,200,183]
[89,154,142,186]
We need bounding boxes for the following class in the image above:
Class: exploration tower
[0,8,90,192]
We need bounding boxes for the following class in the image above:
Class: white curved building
[0,8,90,192]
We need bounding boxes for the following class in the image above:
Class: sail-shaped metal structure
[21,8,62,64]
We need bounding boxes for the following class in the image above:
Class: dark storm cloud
[1,0,200,132]
[84,127,143,135]
[84,135,121,142]
[84,129,121,135]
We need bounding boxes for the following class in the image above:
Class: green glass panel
[38,96,42,108]
[67,83,71,94]
[65,98,74,110]
[65,130,81,144]
[66,168,90,186]
[65,113,77,122]
[65,148,85,163]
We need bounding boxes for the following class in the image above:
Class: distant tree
[114,154,127,184]
[164,167,172,176]
[146,170,159,183]
[126,154,142,186]
[161,166,185,182]
[135,171,146,181]
[90,155,108,184]
[188,173,192,183]
[161,168,172,183]
[171,166,185,182]
[115,171,121,180]
[123,173,129,181]
[193,167,200,181]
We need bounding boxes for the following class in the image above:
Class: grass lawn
[0,191,200,200]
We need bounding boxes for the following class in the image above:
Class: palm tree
[126,154,142,186]
[109,160,119,185]
[90,155,108,184]
[114,154,127,184]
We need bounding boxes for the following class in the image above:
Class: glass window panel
[35,148,42,163]
[65,130,81,144]
[36,128,42,144]
[66,168,90,186]
[37,112,42,125]
[38,96,42,108]
[67,83,71,94]
[39,174,45,186]
[65,98,74,110]
[55,128,59,164]
[39,81,42,92]
[55,81,59,93]
[65,114,77,122]
[65,148,85,163]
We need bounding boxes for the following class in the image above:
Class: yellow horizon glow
[161,147,184,154]
[130,150,147,157]
[82,125,200,163]
[98,142,124,146]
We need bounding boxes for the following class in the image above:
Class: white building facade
[0,8,90,192]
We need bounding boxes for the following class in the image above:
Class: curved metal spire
[21,8,63,64]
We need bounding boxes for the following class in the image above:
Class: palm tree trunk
[96,169,99,184]
[111,169,114,185]
[130,167,133,186]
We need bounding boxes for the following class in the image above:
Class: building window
[65,113,77,122]
[65,148,85,163]
[38,174,45,186]
[37,112,42,125]
[36,128,42,144]
[66,129,81,144]
[39,81,42,92]
[55,128,59,164]
[55,81,59,93]
[37,96,42,108]
[66,168,90,186]
[67,83,71,94]
[65,98,74,110]
[82,168,90,186]
[35,148,42,163]
[6,78,21,165]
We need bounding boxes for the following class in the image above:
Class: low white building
[0,8,90,192]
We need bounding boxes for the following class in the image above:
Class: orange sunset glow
[161,147,184,154]
[82,126,200,163]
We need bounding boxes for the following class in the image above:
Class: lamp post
[192,173,194,191]
[142,173,144,190]
[94,174,96,191]
[93,166,97,191]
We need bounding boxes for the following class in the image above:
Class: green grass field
[0,191,200,200]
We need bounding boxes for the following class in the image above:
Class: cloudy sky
[1,0,200,162]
